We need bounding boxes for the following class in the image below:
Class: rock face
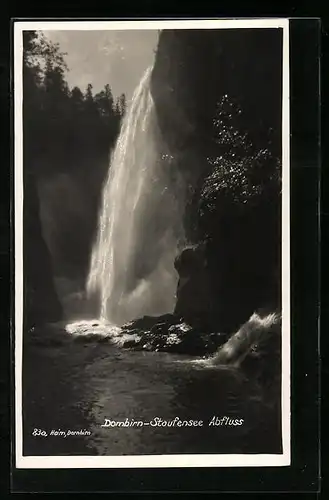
[120,314,228,356]
[151,29,283,334]
[173,243,212,329]
[23,171,63,327]
[150,29,283,169]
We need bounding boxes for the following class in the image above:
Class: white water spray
[86,67,185,325]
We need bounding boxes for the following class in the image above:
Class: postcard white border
[14,18,290,469]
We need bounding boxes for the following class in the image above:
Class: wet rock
[149,322,169,336]
[122,313,178,333]
[121,317,227,356]
[165,327,227,356]
[122,338,140,349]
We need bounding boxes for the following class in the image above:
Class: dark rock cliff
[151,29,282,156]
[151,28,283,333]
[23,171,63,327]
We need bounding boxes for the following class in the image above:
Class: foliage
[198,95,281,235]
[23,30,126,179]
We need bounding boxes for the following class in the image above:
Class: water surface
[23,325,282,456]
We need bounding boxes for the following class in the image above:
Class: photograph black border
[8,17,320,494]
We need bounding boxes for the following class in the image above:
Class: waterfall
[86,67,185,325]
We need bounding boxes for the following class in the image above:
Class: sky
[43,30,159,102]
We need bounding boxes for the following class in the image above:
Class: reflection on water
[23,328,282,456]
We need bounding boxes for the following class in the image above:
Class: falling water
[86,67,185,325]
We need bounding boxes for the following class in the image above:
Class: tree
[23,31,68,83]
[95,84,114,118]
[84,83,93,102]
[23,30,70,173]
[197,94,281,239]
[70,86,84,110]
[115,93,127,116]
